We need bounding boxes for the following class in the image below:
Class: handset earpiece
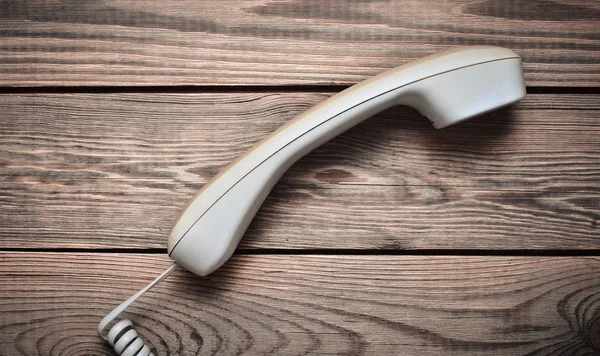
[167,46,526,276]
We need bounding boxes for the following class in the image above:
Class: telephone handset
[168,46,526,276]
[98,46,526,355]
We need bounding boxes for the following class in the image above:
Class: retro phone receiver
[99,46,526,355]
[168,46,526,276]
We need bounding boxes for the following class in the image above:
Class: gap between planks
[1,247,600,257]
[0,86,599,95]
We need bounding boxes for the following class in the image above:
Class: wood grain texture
[1,3,598,356]
[1,93,598,249]
[1,252,599,355]
[0,0,599,87]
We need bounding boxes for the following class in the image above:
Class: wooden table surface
[1,1,599,355]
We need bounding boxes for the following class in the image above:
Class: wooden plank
[1,253,599,355]
[1,93,599,249]
[0,1,599,87]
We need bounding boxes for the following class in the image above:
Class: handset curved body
[168,46,526,276]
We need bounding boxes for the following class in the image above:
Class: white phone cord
[97,263,179,356]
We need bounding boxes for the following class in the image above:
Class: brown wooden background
[1,1,599,355]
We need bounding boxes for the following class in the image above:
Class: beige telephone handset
[99,46,526,355]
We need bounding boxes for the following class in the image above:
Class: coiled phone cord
[97,263,179,356]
